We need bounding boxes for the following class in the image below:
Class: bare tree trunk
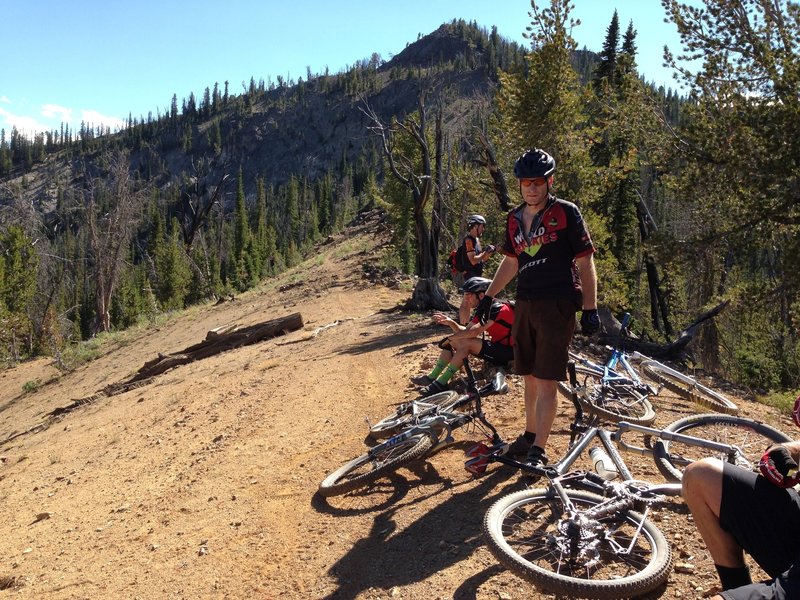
[360,86,450,311]
[85,150,142,335]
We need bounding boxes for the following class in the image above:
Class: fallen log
[595,301,730,361]
[44,312,304,419]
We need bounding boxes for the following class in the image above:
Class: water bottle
[589,446,619,480]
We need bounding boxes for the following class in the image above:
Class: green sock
[428,358,448,380]
[436,364,460,384]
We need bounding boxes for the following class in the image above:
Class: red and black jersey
[500,197,595,301]
[470,301,514,346]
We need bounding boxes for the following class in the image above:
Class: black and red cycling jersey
[470,301,514,346]
[500,197,595,301]
[461,234,484,278]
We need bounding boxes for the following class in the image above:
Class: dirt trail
[0,212,793,599]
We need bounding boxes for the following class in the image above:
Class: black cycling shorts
[718,462,800,600]
[477,340,514,367]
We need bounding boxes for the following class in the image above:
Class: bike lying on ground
[562,347,657,426]
[473,364,789,599]
[318,360,508,498]
[563,312,738,424]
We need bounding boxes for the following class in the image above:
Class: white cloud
[80,109,125,132]
[42,103,72,122]
[0,107,51,136]
[0,96,10,104]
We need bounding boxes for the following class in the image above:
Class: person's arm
[449,319,491,341]
[470,245,496,265]
[431,312,464,333]
[576,253,597,310]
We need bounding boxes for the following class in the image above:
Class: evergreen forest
[0,1,797,397]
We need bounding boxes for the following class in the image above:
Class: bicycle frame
[471,362,752,488]
[371,361,504,457]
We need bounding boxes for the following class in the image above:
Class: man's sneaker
[410,374,434,387]
[523,446,549,483]
[504,434,533,460]
[421,380,448,397]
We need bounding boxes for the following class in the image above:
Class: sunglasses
[520,177,548,187]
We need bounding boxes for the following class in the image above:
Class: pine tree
[156,218,191,310]
[593,10,620,90]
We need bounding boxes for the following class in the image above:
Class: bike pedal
[465,455,489,475]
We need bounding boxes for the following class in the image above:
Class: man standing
[456,214,495,324]
[476,148,599,469]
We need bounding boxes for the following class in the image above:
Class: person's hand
[759,445,800,488]
[475,295,493,324]
[431,312,452,326]
[580,309,600,335]
[485,245,496,254]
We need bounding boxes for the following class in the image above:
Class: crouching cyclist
[410,277,514,397]
[682,394,800,599]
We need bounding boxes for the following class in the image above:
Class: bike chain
[617,480,664,505]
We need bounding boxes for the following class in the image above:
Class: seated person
[682,395,800,599]
[411,277,514,397]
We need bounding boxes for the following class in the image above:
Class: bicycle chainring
[617,480,664,505]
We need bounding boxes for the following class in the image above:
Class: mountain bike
[318,361,508,497]
[562,348,657,425]
[473,364,790,599]
[560,313,657,425]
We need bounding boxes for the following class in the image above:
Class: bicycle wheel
[653,413,792,482]
[318,432,434,497]
[368,390,461,439]
[641,361,738,415]
[483,487,672,599]
[559,365,656,426]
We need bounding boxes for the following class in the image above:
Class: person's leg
[530,377,558,450]
[436,339,481,384]
[426,348,452,380]
[683,458,753,590]
[683,458,746,567]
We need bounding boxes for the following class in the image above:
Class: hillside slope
[0,212,793,599]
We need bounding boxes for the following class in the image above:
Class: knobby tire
[558,365,656,426]
[318,432,434,497]
[483,488,672,599]
[641,362,738,415]
[653,413,791,482]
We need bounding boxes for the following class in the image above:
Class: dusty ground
[0,211,794,600]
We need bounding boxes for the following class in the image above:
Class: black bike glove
[759,445,800,488]
[475,295,494,324]
[580,309,600,335]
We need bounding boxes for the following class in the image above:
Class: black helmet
[466,214,486,227]
[513,149,556,179]
[459,277,492,294]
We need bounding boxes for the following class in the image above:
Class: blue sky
[1,1,688,137]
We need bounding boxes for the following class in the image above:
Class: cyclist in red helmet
[683,394,800,599]
[475,148,599,469]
